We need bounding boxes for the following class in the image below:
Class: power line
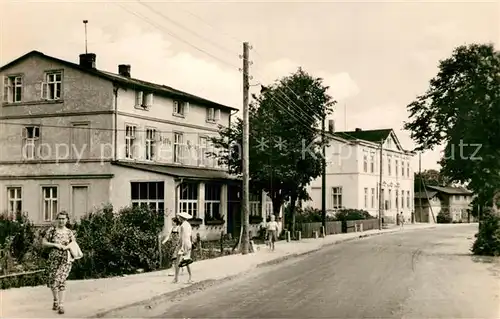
[115,3,323,137]
[137,1,240,57]
[165,4,343,131]
[115,3,240,71]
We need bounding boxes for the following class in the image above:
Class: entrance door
[72,186,89,220]
[227,184,242,237]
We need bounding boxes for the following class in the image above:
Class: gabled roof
[414,191,438,199]
[332,128,412,153]
[334,128,392,143]
[0,50,237,112]
[426,185,473,195]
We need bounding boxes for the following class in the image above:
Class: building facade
[414,185,474,223]
[0,50,277,240]
[306,128,415,223]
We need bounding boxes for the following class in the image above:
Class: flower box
[204,219,225,226]
[249,216,263,224]
[189,218,203,226]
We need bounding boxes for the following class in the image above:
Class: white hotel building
[306,127,415,223]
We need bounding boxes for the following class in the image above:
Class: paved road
[107,225,500,318]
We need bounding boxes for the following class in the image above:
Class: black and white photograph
[0,0,499,318]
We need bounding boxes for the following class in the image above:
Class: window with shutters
[145,128,156,160]
[22,126,40,160]
[3,75,23,103]
[135,91,153,109]
[173,100,189,117]
[207,108,221,123]
[125,125,137,159]
[42,71,62,100]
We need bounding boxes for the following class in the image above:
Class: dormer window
[135,91,153,109]
[207,108,221,123]
[173,100,189,117]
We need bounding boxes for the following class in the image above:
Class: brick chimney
[79,53,96,69]
[118,64,131,77]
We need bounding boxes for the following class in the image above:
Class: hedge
[1,206,241,290]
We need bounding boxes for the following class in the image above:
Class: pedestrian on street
[162,216,184,276]
[173,212,193,284]
[399,212,405,229]
[266,215,279,251]
[42,211,76,315]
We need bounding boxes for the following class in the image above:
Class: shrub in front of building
[471,210,500,257]
[70,205,165,280]
[436,210,452,223]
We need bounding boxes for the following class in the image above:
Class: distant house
[414,185,474,223]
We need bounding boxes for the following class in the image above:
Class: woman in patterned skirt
[162,216,183,276]
[42,211,76,314]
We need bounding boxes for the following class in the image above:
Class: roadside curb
[91,275,243,318]
[90,225,438,318]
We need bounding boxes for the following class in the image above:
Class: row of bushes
[0,205,237,290]
[285,206,375,225]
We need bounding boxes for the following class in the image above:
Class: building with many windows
[0,50,278,240]
[305,127,415,223]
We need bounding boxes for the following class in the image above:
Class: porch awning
[112,161,241,182]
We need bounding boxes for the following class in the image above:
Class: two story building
[0,50,275,240]
[305,127,415,223]
[414,185,474,223]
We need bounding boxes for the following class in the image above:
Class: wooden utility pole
[418,151,422,223]
[241,42,250,255]
[378,139,383,230]
[321,115,326,230]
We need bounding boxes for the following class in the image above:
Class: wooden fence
[298,221,342,238]
[299,219,380,238]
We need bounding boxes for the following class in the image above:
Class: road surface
[106,224,500,318]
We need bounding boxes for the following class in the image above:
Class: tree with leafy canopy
[211,68,335,234]
[414,168,451,192]
[404,43,500,213]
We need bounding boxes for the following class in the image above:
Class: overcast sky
[1,0,498,170]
